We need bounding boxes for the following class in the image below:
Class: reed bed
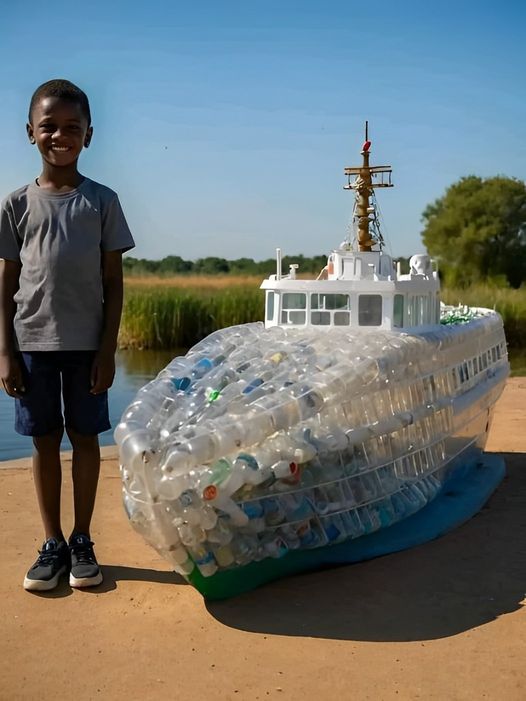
[442,285,526,349]
[120,277,525,350]
[125,274,262,289]
[120,280,263,349]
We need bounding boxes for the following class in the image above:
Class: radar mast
[344,122,393,252]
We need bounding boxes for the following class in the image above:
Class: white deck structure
[261,249,440,331]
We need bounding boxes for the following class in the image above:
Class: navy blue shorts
[15,351,111,437]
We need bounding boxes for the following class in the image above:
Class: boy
[0,79,135,591]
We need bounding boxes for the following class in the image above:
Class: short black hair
[28,79,91,125]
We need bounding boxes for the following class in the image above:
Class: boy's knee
[33,427,64,451]
[65,426,99,451]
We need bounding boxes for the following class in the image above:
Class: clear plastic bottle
[263,497,286,526]
[118,429,159,498]
[159,544,194,576]
[261,533,288,559]
[241,501,266,532]
[187,544,218,577]
[230,534,259,565]
[211,542,235,568]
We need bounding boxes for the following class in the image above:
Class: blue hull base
[188,453,506,599]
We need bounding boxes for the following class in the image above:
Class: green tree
[421,176,526,288]
[123,257,160,275]
[229,257,257,274]
[158,255,193,274]
[194,257,230,274]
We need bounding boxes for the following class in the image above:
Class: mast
[344,122,393,252]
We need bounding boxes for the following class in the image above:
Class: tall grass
[125,274,262,289]
[120,278,263,349]
[120,276,525,350]
[442,285,526,348]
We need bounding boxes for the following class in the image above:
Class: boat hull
[116,310,509,598]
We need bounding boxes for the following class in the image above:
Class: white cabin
[260,248,440,331]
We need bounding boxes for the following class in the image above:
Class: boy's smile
[27,97,92,170]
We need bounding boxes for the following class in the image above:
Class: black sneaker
[23,537,69,591]
[68,533,103,588]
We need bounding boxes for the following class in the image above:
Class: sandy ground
[0,379,525,701]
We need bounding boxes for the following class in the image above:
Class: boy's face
[26,97,93,168]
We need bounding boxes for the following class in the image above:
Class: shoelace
[71,541,96,564]
[34,548,61,568]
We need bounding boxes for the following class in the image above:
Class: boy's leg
[66,428,103,586]
[66,427,100,537]
[62,351,110,587]
[32,427,65,541]
[61,351,110,536]
[16,353,66,541]
[16,353,69,590]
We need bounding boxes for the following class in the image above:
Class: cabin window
[282,310,307,324]
[407,296,419,326]
[310,293,350,326]
[266,292,275,321]
[359,295,382,326]
[281,293,306,325]
[282,293,306,310]
[311,311,331,325]
[311,293,350,311]
[393,294,404,327]
[334,311,350,326]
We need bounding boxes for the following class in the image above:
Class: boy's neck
[37,163,84,192]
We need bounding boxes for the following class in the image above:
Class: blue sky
[0,1,524,261]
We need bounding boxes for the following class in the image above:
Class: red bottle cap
[203,485,217,501]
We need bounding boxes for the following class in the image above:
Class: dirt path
[1,379,525,701]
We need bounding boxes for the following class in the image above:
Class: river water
[0,349,177,462]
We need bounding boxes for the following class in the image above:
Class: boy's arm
[0,258,24,397]
[90,250,124,395]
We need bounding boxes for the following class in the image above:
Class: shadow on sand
[206,452,526,642]
[29,566,187,598]
[85,565,187,594]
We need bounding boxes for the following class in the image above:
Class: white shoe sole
[23,564,67,591]
[69,571,103,588]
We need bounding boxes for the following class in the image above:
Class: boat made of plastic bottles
[116,127,509,599]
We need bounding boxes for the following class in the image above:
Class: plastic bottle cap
[203,485,217,501]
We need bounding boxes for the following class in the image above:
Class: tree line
[123,253,333,276]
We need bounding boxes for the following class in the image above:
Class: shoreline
[0,443,119,470]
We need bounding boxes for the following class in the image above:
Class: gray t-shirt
[0,177,135,351]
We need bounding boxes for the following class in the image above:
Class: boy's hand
[90,350,116,394]
[0,352,25,397]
